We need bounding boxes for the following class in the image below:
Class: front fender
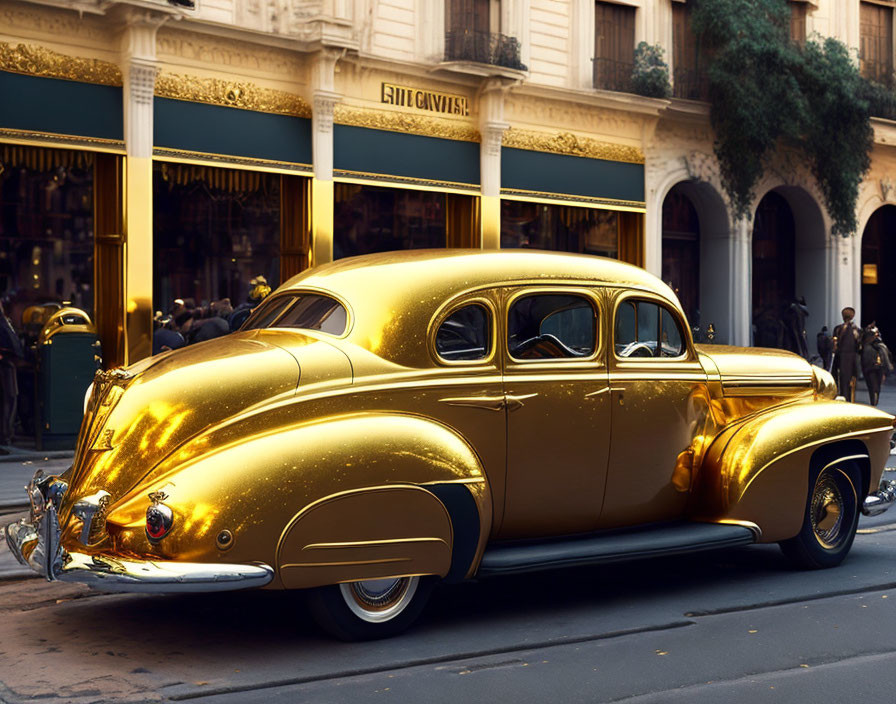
[102,413,491,588]
[692,400,893,542]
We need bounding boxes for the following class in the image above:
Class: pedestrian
[861,325,893,406]
[832,307,861,402]
[817,325,833,371]
[229,276,272,331]
[0,301,23,447]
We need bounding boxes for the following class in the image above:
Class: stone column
[828,232,858,328]
[479,79,510,249]
[310,49,343,267]
[730,217,752,347]
[119,10,168,364]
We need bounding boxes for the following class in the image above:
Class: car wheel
[779,460,861,569]
[306,575,435,641]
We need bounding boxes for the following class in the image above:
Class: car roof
[283,249,674,299]
[279,249,681,367]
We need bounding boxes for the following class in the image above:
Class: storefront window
[500,201,619,257]
[334,184,447,258]
[0,146,94,337]
[153,163,280,315]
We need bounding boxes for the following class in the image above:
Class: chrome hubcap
[811,471,845,548]
[340,576,419,623]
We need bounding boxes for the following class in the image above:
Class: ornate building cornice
[502,128,645,164]
[0,42,122,86]
[334,105,480,143]
[154,72,311,117]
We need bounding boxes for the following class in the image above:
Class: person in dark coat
[832,307,861,401]
[0,301,21,446]
[861,325,893,407]
[817,325,834,371]
[152,313,185,355]
[784,297,810,359]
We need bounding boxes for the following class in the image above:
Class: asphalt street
[0,381,894,702]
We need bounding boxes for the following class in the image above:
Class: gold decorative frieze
[334,105,479,143]
[0,128,125,153]
[501,187,646,211]
[155,72,311,118]
[502,128,645,165]
[0,42,121,86]
[153,147,312,174]
[334,169,480,193]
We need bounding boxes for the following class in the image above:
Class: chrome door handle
[439,395,506,411]
[505,393,538,412]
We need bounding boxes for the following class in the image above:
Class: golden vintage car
[6,250,896,639]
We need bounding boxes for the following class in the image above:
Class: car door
[423,292,509,534]
[598,291,711,529]
[498,286,612,539]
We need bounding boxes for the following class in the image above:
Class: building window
[152,163,281,317]
[593,1,636,92]
[789,1,808,44]
[672,1,708,100]
[860,1,894,85]
[444,0,525,69]
[500,201,619,257]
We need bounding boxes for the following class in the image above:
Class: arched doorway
[661,185,700,324]
[752,191,796,349]
[861,205,896,341]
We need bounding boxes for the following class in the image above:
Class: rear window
[242,293,348,336]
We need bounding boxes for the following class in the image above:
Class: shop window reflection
[334,184,447,259]
[500,200,619,258]
[153,163,280,316]
[0,146,94,338]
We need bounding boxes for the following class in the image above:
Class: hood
[64,331,348,512]
[696,344,815,396]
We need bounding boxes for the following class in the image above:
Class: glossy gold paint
[51,250,893,591]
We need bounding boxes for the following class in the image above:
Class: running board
[476,522,757,578]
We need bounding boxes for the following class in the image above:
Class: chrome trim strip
[56,553,275,593]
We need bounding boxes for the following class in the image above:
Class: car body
[7,249,896,639]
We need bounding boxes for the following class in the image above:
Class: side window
[508,293,596,360]
[436,304,491,361]
[615,299,686,358]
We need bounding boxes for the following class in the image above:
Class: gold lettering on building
[381,83,469,116]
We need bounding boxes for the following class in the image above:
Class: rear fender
[105,413,491,589]
[692,400,892,542]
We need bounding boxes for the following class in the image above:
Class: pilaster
[479,79,511,249]
[119,9,168,364]
[310,49,343,267]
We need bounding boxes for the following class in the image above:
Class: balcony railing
[673,67,709,101]
[444,29,527,71]
[592,57,634,93]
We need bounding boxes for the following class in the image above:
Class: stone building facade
[0,0,894,364]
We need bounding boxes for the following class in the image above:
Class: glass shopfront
[500,200,619,257]
[334,183,478,258]
[153,163,281,315]
[334,184,447,258]
[0,146,94,337]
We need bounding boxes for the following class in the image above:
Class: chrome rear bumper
[4,470,273,593]
[862,479,896,517]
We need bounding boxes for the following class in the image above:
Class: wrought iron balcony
[593,58,634,93]
[444,29,527,71]
[672,67,709,101]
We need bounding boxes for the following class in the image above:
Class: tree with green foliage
[690,0,873,236]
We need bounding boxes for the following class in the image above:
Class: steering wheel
[620,341,654,358]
